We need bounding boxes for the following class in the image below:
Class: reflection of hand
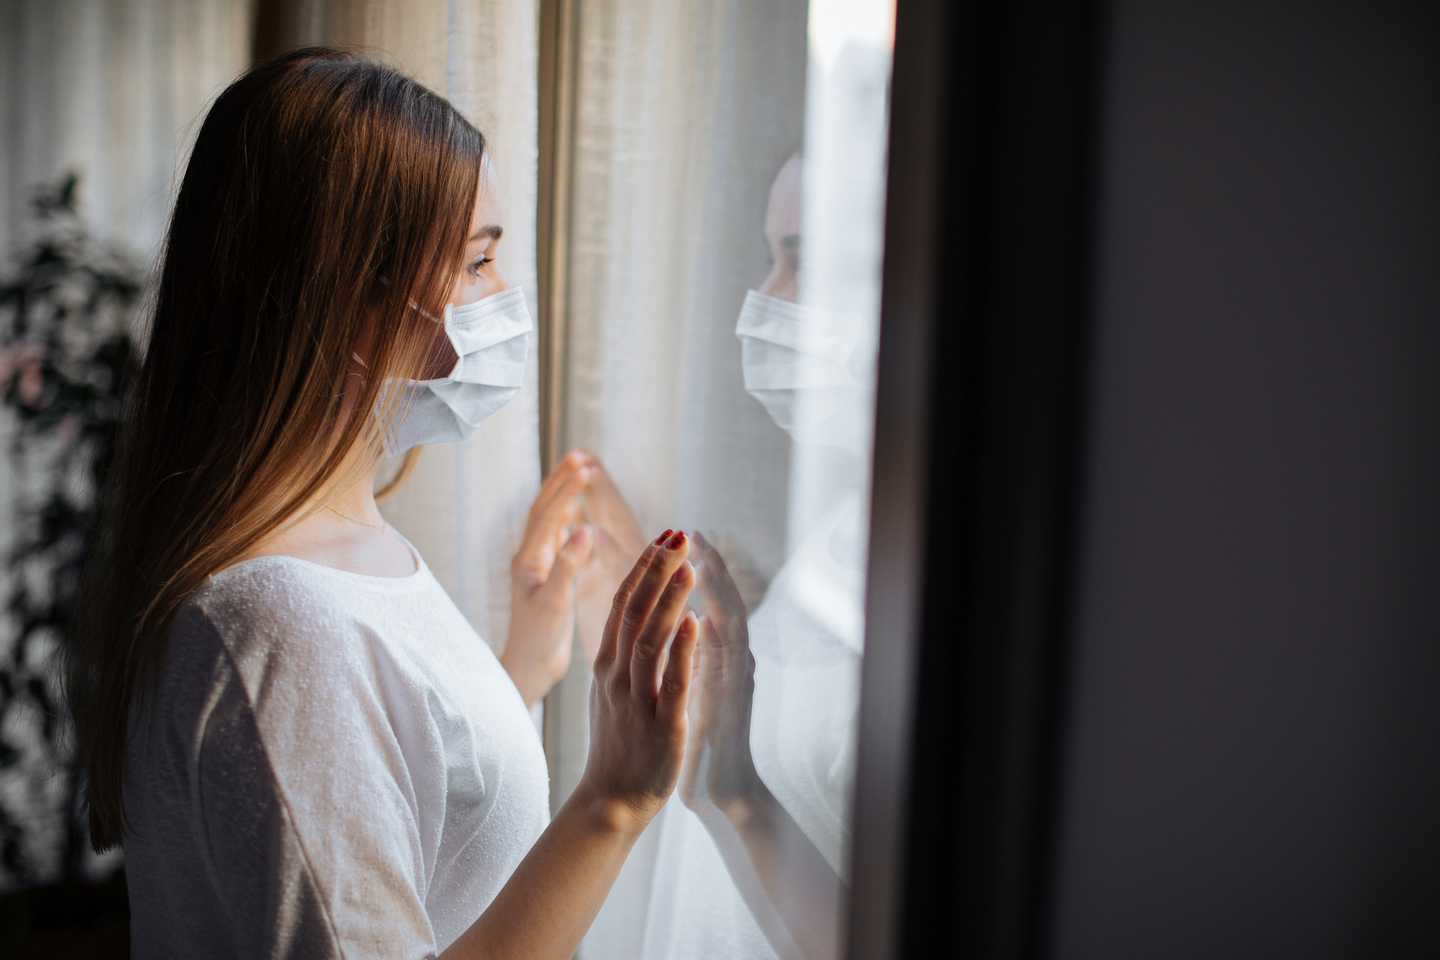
[575,453,647,664]
[679,533,844,960]
[502,451,595,707]
[578,532,699,825]
[679,532,769,820]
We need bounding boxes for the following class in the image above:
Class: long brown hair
[66,47,486,851]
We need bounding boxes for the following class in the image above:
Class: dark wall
[1050,2,1440,957]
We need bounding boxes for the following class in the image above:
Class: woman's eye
[468,256,493,277]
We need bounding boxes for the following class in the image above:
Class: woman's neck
[324,467,387,530]
[237,453,418,578]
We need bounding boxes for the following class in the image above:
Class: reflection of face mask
[384,286,532,455]
[735,289,866,452]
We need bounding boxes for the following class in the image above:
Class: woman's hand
[678,531,769,820]
[502,450,595,707]
[444,531,697,960]
[575,530,700,827]
[575,454,647,664]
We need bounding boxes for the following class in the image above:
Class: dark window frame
[847,1,1102,956]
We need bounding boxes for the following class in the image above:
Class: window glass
[546,2,896,957]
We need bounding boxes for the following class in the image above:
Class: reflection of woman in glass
[684,149,870,960]
[66,50,701,960]
[578,153,868,960]
[678,39,896,949]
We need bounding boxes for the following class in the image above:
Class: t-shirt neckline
[211,526,429,589]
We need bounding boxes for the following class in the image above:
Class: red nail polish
[665,530,686,550]
[654,529,673,546]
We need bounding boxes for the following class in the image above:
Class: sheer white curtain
[547,0,893,957]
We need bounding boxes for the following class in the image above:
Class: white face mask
[383,285,532,456]
[734,289,868,454]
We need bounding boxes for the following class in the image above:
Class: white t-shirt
[122,542,549,959]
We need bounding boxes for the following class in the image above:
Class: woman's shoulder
[179,555,426,677]
[192,555,363,624]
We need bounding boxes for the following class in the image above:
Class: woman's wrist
[568,776,656,839]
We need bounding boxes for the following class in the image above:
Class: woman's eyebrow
[470,225,503,242]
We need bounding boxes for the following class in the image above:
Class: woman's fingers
[619,531,684,635]
[521,449,589,543]
[657,611,699,729]
[580,455,647,558]
[520,461,592,560]
[610,531,689,690]
[535,524,594,602]
[629,548,696,703]
[580,529,700,825]
[530,448,588,520]
[595,533,669,671]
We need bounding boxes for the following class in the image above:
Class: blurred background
[0,3,251,954]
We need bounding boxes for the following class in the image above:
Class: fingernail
[665,530,686,550]
[671,561,692,584]
[654,529,673,546]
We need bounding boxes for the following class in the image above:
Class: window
[537,2,895,957]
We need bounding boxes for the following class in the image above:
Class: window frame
[847,0,1102,957]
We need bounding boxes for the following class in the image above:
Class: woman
[66,48,696,959]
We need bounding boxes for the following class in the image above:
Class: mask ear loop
[408,298,445,324]
[378,275,446,322]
